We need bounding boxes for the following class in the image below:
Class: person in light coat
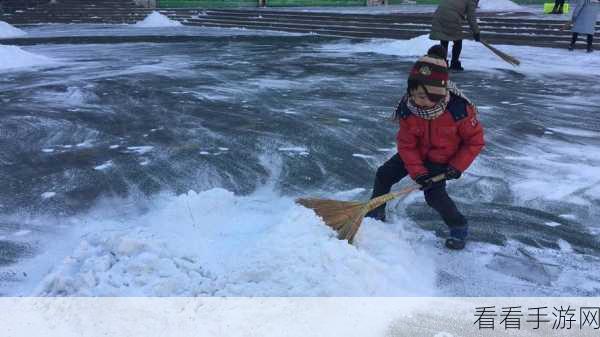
[430,0,481,71]
[569,0,600,52]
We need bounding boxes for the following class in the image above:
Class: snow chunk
[134,11,183,28]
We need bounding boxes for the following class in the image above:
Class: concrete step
[172,11,597,38]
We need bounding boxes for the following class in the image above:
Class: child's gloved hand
[415,174,434,190]
[445,166,462,180]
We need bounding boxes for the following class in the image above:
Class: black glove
[473,33,480,42]
[415,174,435,191]
[445,166,462,180]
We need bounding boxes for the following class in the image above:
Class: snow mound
[134,11,183,28]
[321,34,434,58]
[479,0,523,12]
[35,188,436,296]
[0,45,55,71]
[0,21,26,38]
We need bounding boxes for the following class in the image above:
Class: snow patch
[41,192,57,199]
[126,146,154,155]
[13,230,31,237]
[479,0,522,12]
[94,161,113,171]
[0,45,55,71]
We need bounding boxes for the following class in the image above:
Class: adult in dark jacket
[430,0,481,71]
[366,46,485,250]
[569,0,599,52]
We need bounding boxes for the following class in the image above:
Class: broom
[480,40,521,66]
[559,22,572,31]
[296,173,446,244]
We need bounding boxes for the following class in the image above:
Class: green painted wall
[158,0,257,7]
[267,0,366,6]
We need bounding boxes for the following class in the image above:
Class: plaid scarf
[398,81,473,120]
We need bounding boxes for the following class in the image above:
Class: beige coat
[430,0,480,41]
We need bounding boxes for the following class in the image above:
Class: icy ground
[0,18,599,296]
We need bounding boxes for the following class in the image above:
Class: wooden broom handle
[364,173,447,212]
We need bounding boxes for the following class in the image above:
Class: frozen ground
[0,17,599,296]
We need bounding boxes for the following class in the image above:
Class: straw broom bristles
[297,187,417,243]
[480,40,521,67]
[297,174,446,243]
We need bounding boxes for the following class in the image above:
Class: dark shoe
[445,226,468,250]
[568,43,574,51]
[587,46,593,53]
[449,60,464,72]
[445,237,466,250]
[365,207,386,222]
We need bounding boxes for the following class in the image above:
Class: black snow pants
[368,154,467,229]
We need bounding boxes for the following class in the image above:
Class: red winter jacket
[396,94,485,179]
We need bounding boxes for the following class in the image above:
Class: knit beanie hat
[408,54,449,102]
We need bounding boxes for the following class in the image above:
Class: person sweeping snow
[365,46,485,250]
[430,0,481,71]
[568,0,599,52]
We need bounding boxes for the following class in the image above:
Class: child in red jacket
[366,46,485,250]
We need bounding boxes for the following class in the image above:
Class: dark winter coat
[430,0,480,41]
[395,94,485,179]
[572,0,599,35]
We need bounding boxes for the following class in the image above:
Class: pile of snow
[134,11,182,28]
[320,34,600,77]
[478,0,523,12]
[33,188,436,296]
[0,45,55,71]
[0,21,26,38]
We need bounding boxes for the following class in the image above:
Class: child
[366,46,485,250]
